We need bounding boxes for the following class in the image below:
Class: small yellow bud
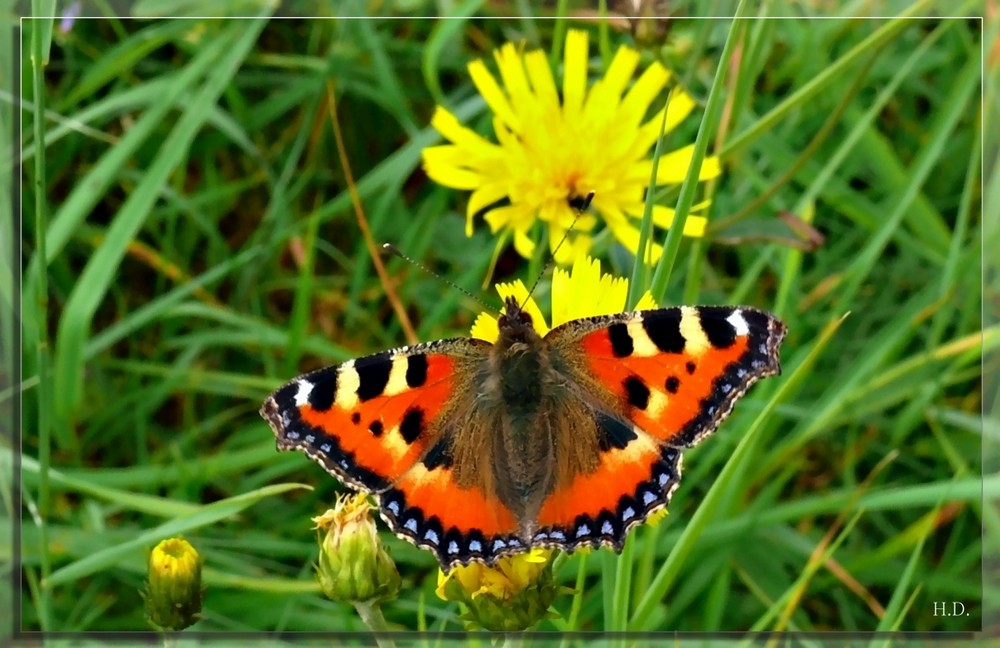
[144,537,202,631]
[313,493,400,604]
[436,549,560,631]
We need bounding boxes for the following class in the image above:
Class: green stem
[29,10,52,630]
[353,601,396,648]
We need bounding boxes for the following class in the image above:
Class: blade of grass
[627,88,673,306]
[14,451,200,518]
[43,483,309,588]
[611,535,634,630]
[29,8,54,631]
[57,20,193,109]
[831,54,979,314]
[326,81,417,345]
[282,198,321,377]
[769,451,898,632]
[874,504,938,633]
[53,18,269,425]
[720,0,938,158]
[649,0,749,301]
[421,0,483,106]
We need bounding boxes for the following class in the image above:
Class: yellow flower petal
[470,312,501,342]
[524,49,558,109]
[654,147,722,185]
[550,266,572,328]
[468,57,519,132]
[423,157,484,190]
[484,204,528,232]
[494,43,533,127]
[513,227,536,259]
[490,255,659,335]
[562,29,588,118]
[584,44,639,121]
[635,290,658,310]
[430,106,499,155]
[466,184,510,235]
[606,216,664,264]
[650,205,708,237]
[619,60,670,127]
[551,255,625,325]
[634,89,696,151]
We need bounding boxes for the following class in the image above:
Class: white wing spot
[601,520,614,535]
[294,380,314,407]
[727,310,750,337]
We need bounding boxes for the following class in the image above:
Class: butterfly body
[261,298,786,570]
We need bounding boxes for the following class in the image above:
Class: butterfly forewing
[547,305,786,447]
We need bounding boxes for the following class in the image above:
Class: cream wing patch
[626,316,662,357]
[333,360,360,409]
[383,354,414,397]
[679,306,711,356]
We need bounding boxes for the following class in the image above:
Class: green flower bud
[313,494,401,604]
[144,537,202,631]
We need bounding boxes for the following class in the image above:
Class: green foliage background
[9,0,993,635]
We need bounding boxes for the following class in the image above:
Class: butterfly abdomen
[479,306,568,522]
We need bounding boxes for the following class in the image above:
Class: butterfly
[261,295,786,571]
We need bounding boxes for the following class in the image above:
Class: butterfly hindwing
[531,403,683,552]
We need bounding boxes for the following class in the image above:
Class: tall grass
[13,4,989,633]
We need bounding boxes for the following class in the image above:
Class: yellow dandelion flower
[423,29,720,265]
[436,549,559,631]
[470,254,657,342]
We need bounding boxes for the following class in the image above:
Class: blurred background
[8,0,994,634]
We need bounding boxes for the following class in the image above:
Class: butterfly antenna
[521,191,595,308]
[382,243,498,314]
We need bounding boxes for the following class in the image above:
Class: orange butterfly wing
[528,306,785,551]
[261,339,524,567]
